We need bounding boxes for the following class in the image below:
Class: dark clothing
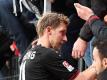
[79,15,107,41]
[19,45,79,80]
[97,69,107,80]
[52,0,78,17]
[0,0,38,55]
[0,0,30,55]
[90,0,107,19]
[79,0,91,7]
[0,26,13,70]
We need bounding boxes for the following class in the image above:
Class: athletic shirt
[19,45,79,80]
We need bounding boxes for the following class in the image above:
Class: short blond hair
[36,12,69,36]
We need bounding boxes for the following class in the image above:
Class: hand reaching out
[74,3,94,21]
[72,37,88,59]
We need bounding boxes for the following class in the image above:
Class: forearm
[74,66,97,80]
[79,21,93,42]
[74,3,107,41]
[79,15,97,42]
[79,15,107,41]
[88,15,107,40]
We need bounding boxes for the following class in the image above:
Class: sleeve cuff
[87,15,99,24]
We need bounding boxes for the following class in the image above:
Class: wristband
[87,15,99,23]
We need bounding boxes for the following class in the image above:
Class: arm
[88,15,107,40]
[72,19,94,59]
[74,65,97,80]
[74,3,107,40]
[71,3,94,59]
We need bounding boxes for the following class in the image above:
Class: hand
[74,3,94,21]
[72,37,88,59]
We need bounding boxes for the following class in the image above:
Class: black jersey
[19,45,79,80]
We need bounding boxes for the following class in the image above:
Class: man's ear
[103,58,107,69]
[46,26,53,35]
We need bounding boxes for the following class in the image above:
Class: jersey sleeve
[40,49,79,80]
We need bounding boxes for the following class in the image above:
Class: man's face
[92,47,104,74]
[93,47,102,69]
[49,23,67,50]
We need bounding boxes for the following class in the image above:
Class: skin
[72,37,87,58]
[104,15,107,24]
[49,23,67,50]
[92,47,107,74]
[37,22,68,50]
[74,3,94,21]
[92,47,104,74]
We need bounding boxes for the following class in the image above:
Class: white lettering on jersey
[19,50,36,80]
[19,61,26,80]
[30,51,36,59]
[23,50,36,60]
[62,61,74,72]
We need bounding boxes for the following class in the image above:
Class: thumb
[74,3,81,14]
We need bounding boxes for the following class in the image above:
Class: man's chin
[53,46,61,51]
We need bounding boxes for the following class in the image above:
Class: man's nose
[63,35,67,42]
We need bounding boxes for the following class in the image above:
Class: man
[92,39,107,80]
[72,3,107,59]
[19,12,99,80]
[75,39,107,80]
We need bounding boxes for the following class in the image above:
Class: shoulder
[22,45,60,62]
[38,46,59,59]
[34,45,61,63]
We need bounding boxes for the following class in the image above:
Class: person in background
[72,3,107,59]
[92,39,107,80]
[0,26,14,80]
[0,0,31,55]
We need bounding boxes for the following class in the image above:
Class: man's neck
[37,36,50,48]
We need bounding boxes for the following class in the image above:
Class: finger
[80,52,85,58]
[74,3,79,10]
[77,51,82,58]
[72,50,79,59]
[72,50,75,58]
[74,3,82,9]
